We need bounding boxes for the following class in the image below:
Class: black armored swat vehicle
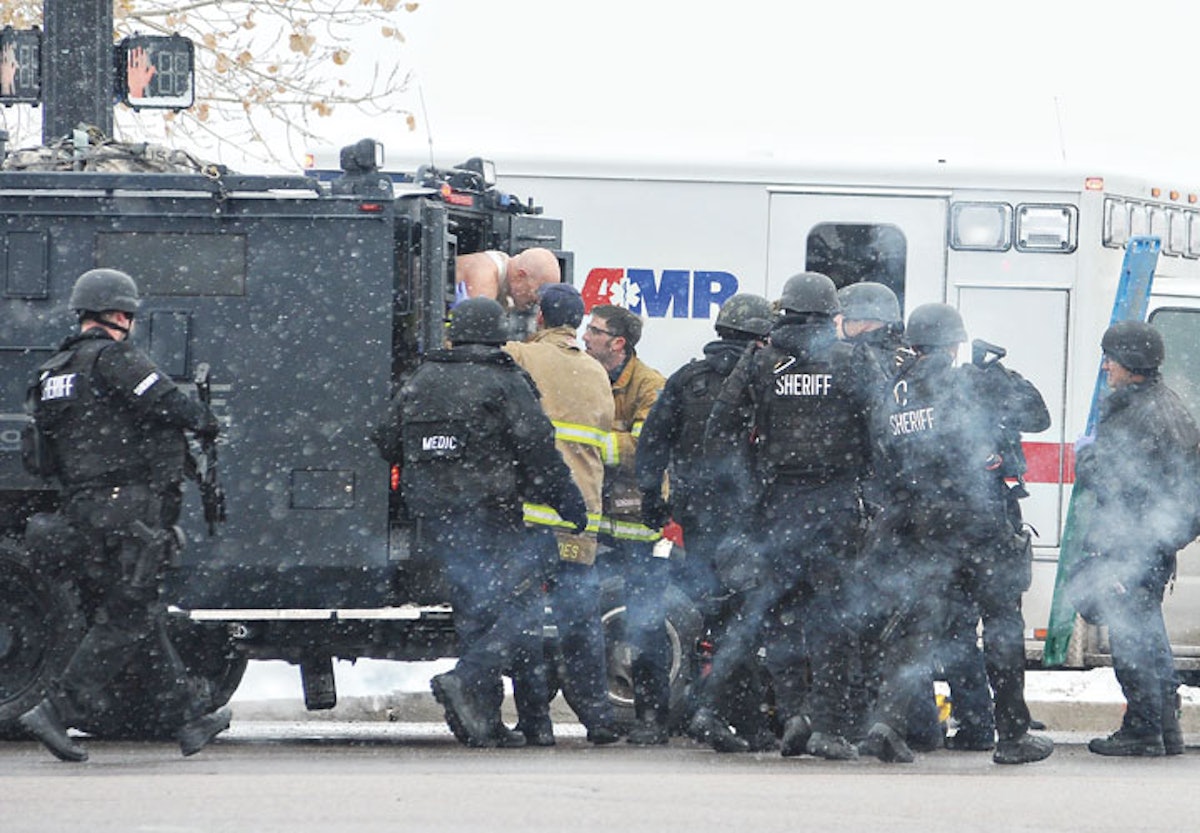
[0,135,616,737]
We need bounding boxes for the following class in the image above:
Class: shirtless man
[455,247,562,311]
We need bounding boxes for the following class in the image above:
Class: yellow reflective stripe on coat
[551,420,618,465]
[630,420,644,439]
[602,517,662,542]
[523,503,602,534]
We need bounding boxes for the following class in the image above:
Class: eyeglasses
[586,324,615,338]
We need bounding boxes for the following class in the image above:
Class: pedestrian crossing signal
[0,26,41,105]
[115,34,194,111]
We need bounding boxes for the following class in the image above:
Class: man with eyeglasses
[583,305,670,744]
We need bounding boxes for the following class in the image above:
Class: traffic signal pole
[42,0,114,142]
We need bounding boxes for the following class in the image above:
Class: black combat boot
[626,709,669,745]
[1087,729,1164,758]
[19,698,88,763]
[747,727,780,752]
[431,672,495,747]
[859,722,915,763]
[515,717,555,747]
[491,721,529,749]
[1163,690,1184,756]
[586,724,622,745]
[806,731,859,760]
[178,706,232,757]
[779,714,812,758]
[994,731,1054,764]
[688,707,750,753]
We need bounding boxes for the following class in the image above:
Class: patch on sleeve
[133,372,160,397]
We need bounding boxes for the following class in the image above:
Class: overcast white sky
[3,1,1196,181]
[298,0,1200,183]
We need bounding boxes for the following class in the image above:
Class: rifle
[970,338,1029,495]
[193,363,227,535]
[971,338,1006,368]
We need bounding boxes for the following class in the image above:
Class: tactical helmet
[779,272,839,316]
[837,282,901,324]
[70,268,140,315]
[905,303,967,347]
[1101,320,1164,371]
[448,297,507,345]
[715,293,774,337]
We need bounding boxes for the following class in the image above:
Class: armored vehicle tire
[598,575,703,732]
[0,539,85,737]
[74,621,247,740]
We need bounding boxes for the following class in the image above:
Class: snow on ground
[230,658,1197,705]
[231,658,455,702]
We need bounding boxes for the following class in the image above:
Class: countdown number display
[117,34,194,110]
[0,26,41,105]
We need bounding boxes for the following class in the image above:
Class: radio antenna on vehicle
[417,77,435,167]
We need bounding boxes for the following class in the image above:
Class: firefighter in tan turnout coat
[503,283,622,745]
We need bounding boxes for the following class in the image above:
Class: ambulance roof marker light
[1170,190,1181,201]
[1190,194,1198,204]
[1085,177,1104,191]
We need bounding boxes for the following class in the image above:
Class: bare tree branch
[1,1,419,168]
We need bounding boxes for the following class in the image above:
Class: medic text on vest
[421,435,459,451]
[890,407,936,435]
[581,268,738,319]
[775,373,832,396]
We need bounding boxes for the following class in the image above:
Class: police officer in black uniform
[638,292,776,753]
[836,281,908,381]
[18,268,228,763]
[835,282,945,750]
[709,272,874,761]
[1074,321,1200,757]
[864,303,1052,765]
[373,297,588,749]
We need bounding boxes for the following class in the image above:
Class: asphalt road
[3,722,1200,833]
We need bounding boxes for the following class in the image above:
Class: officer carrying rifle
[864,303,1053,765]
[18,268,231,763]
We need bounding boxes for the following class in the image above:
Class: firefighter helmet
[905,303,967,347]
[1101,320,1164,371]
[837,282,901,324]
[448,297,507,345]
[715,293,774,338]
[69,268,141,315]
[779,272,839,316]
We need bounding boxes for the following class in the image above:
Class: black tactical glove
[558,492,589,534]
[195,410,220,440]
[640,488,670,531]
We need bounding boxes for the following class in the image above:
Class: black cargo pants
[50,482,199,725]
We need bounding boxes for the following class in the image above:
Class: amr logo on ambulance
[581,268,739,318]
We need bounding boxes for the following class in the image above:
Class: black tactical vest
[753,341,870,483]
[671,359,725,485]
[33,338,181,488]
[399,351,520,517]
[881,353,991,502]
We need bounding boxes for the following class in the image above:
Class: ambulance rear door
[1148,296,1200,660]
[765,188,950,313]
